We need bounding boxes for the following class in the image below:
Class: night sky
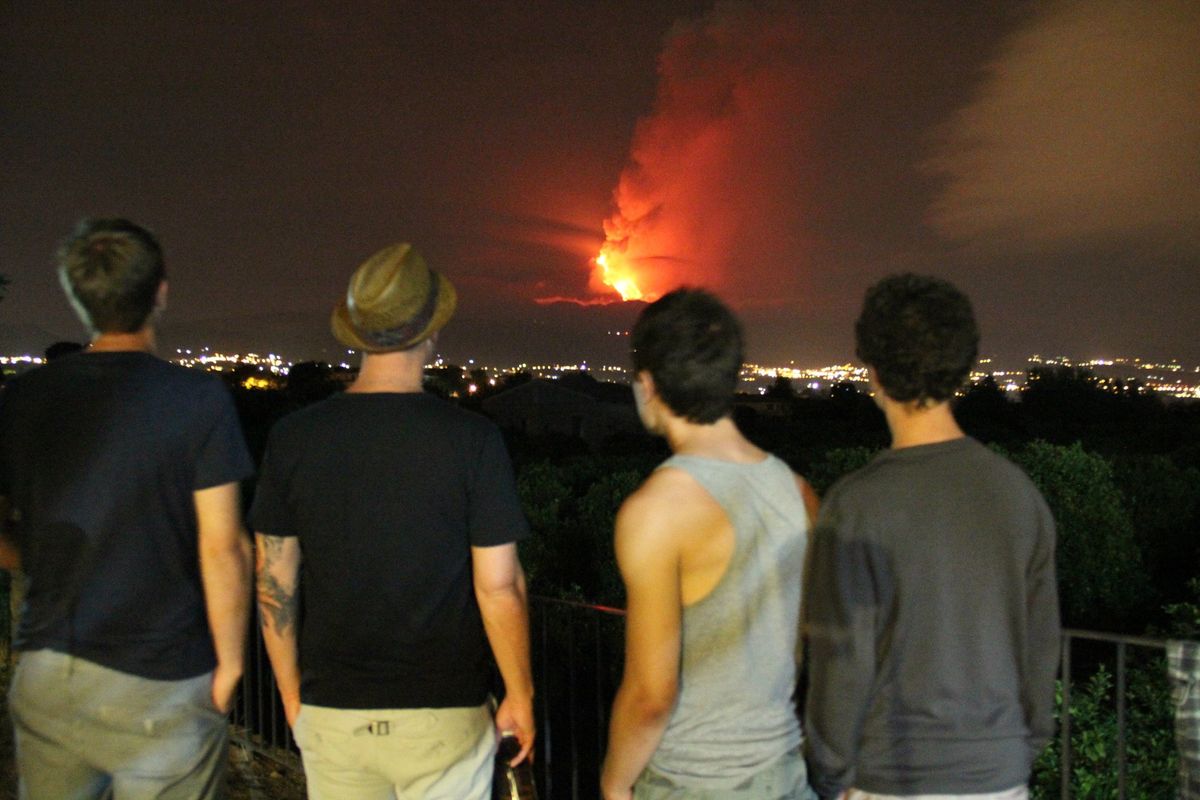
[2,1,1197,366]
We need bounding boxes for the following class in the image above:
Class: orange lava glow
[592,248,650,302]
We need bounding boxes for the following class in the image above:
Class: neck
[882,398,965,449]
[662,416,763,462]
[348,348,427,394]
[89,328,156,353]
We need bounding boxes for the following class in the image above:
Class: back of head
[57,218,165,334]
[855,273,979,404]
[631,288,743,424]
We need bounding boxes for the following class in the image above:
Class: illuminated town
[3,349,1198,399]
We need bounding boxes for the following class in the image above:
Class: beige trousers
[293,702,496,800]
[846,786,1028,800]
[9,649,228,800]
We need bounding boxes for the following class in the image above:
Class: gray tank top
[646,453,810,787]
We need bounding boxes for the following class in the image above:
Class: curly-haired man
[803,274,1061,800]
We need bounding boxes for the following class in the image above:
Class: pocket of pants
[292,706,309,750]
[194,672,228,718]
[6,652,68,722]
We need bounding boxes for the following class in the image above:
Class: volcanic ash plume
[589,2,819,305]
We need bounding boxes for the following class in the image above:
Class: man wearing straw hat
[251,243,534,799]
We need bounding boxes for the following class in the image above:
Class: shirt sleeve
[466,424,529,547]
[803,486,880,797]
[247,427,296,538]
[193,381,254,490]
[1023,491,1061,759]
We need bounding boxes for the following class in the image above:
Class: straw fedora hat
[331,243,457,352]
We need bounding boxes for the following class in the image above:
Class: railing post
[595,614,606,787]
[539,604,553,800]
[1061,632,1072,800]
[567,617,579,799]
[256,608,267,747]
[1116,641,1127,799]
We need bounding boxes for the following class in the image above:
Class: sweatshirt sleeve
[1023,492,1061,760]
[803,486,882,797]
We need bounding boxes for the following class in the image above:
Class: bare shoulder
[620,467,721,525]
[793,472,820,525]
[615,467,722,554]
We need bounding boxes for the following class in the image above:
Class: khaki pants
[8,649,228,800]
[846,787,1028,800]
[293,702,496,800]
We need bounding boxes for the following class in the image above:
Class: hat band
[355,270,441,349]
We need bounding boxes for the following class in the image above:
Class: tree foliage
[516,455,651,606]
[804,446,879,495]
[1008,441,1152,629]
[1112,455,1200,607]
[1031,663,1177,799]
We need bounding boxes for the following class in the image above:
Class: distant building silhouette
[482,378,638,445]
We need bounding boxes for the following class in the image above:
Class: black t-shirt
[249,391,529,709]
[0,351,254,679]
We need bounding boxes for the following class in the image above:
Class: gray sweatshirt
[804,437,1060,796]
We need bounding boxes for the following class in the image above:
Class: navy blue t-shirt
[0,351,254,679]
[249,391,529,709]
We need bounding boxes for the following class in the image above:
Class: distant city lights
[1,349,1198,399]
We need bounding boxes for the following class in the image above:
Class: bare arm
[797,475,820,528]
[195,481,253,713]
[0,495,17,571]
[255,532,303,726]
[473,542,535,765]
[601,485,683,800]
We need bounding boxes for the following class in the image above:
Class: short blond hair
[57,218,165,333]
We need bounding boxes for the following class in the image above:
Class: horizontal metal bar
[1061,628,1168,650]
[530,594,627,616]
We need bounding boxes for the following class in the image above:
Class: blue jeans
[8,649,228,799]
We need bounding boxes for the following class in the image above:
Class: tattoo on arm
[256,536,299,636]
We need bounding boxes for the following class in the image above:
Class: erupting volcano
[537,2,816,310]
[591,250,650,303]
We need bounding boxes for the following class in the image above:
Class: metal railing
[231,607,297,758]
[529,596,626,799]
[228,595,631,783]
[1058,628,1170,800]
[232,600,1183,799]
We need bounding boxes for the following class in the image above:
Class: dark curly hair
[855,273,978,404]
[631,288,743,424]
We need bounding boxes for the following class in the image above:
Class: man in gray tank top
[601,289,820,800]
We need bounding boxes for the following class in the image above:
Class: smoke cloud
[587,1,825,306]
[926,0,1200,253]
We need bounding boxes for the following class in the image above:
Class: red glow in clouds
[564,3,818,308]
